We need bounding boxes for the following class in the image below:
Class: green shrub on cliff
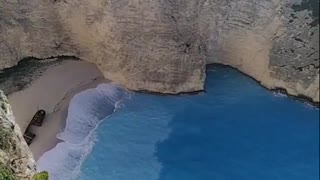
[32,171,49,180]
[0,165,16,180]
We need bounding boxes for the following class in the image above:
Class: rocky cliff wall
[0,0,319,101]
[56,0,205,93]
[0,0,76,68]
[0,90,36,180]
[201,0,319,102]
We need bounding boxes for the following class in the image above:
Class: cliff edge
[0,0,318,101]
[0,90,36,180]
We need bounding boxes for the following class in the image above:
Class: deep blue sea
[38,66,319,180]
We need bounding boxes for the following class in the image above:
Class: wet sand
[8,60,109,160]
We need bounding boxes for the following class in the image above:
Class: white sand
[8,60,109,160]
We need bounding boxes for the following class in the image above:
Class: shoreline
[133,64,319,108]
[207,64,320,107]
[30,77,109,160]
[4,60,318,162]
[7,60,109,160]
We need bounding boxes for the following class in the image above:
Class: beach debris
[23,110,46,146]
[23,131,36,146]
[30,110,46,127]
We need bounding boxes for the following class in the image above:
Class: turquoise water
[38,66,319,180]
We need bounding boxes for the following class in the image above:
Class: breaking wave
[272,91,288,98]
[37,83,129,180]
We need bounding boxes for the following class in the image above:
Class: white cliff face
[56,0,206,93]
[269,0,319,102]
[200,0,282,81]
[0,0,77,69]
[0,0,319,102]
[200,0,319,102]
[0,90,36,180]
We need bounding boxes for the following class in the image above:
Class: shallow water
[40,66,319,180]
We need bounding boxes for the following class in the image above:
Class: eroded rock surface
[0,0,76,69]
[0,0,319,101]
[201,0,319,102]
[0,90,36,180]
[55,0,206,93]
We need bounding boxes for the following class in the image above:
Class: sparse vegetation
[0,165,16,180]
[32,171,49,180]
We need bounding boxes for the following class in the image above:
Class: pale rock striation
[0,0,76,68]
[0,0,319,101]
[0,90,36,180]
[201,0,319,102]
[56,0,206,93]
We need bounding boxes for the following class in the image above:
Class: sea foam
[37,83,128,180]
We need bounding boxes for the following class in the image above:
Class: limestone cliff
[0,0,77,68]
[201,0,319,102]
[0,0,319,102]
[0,90,36,180]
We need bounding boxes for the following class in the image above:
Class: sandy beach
[8,60,109,160]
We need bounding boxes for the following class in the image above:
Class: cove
[64,66,320,179]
